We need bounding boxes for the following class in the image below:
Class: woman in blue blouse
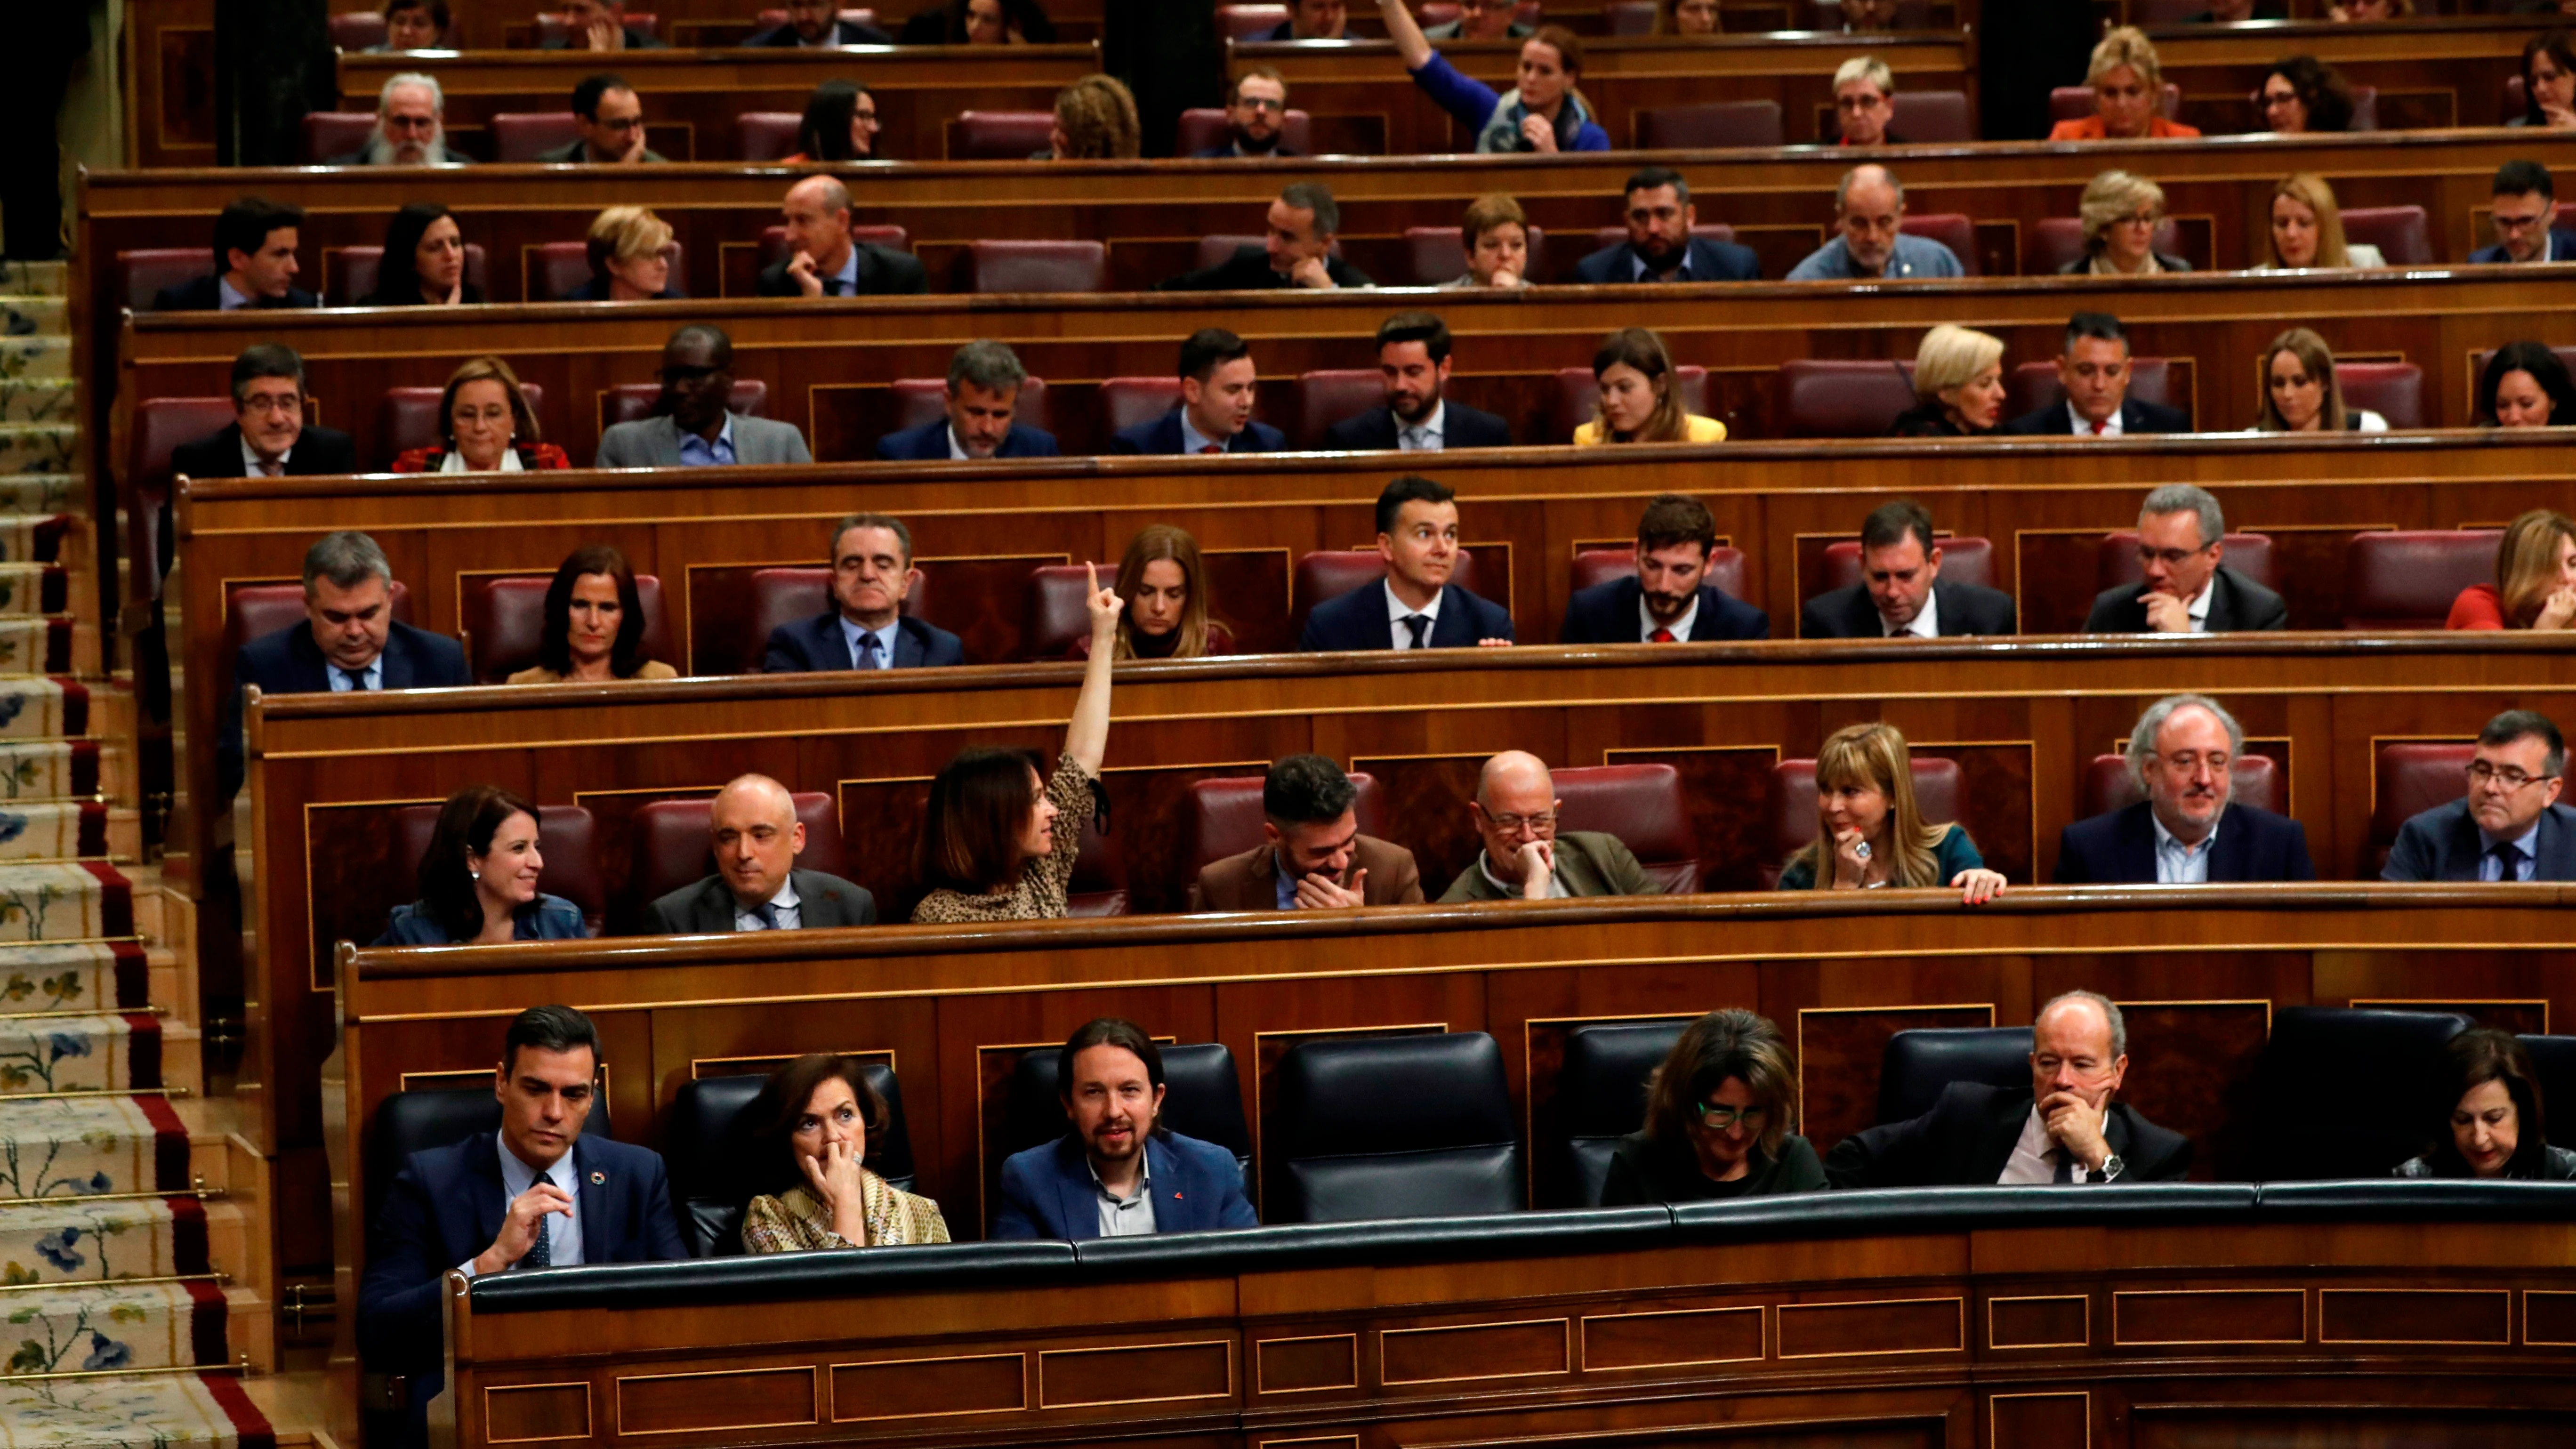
[377,785,589,945]
[1374,0,1608,153]
[1776,722,2006,906]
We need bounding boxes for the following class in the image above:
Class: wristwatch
[2092,1154,2125,1183]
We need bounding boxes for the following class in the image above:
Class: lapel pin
[589,1171,606,1185]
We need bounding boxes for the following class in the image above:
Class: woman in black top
[1600,1008,1826,1204]
[359,202,482,306]
[2395,1028,2576,1180]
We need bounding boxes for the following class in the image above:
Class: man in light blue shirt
[1787,165,1964,282]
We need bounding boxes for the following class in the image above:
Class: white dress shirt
[732,874,802,931]
[325,655,386,691]
[1637,593,1699,642]
[2069,401,2123,437]
[217,277,251,311]
[1385,581,1444,650]
[945,425,973,460]
[2151,808,2219,884]
[1999,1106,2105,1184]
[458,1134,582,1276]
[239,436,292,476]
[1884,588,1940,639]
[1398,400,1446,451]
[838,613,901,669]
[437,448,525,472]
[2183,580,2214,634]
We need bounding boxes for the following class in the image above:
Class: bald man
[643,774,877,933]
[1438,751,1663,902]
[754,175,927,298]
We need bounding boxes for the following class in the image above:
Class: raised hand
[1084,561,1122,637]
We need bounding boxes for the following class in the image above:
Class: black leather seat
[367,1085,615,1237]
[2519,1034,2576,1133]
[664,1063,917,1257]
[1876,1027,2029,1124]
[1001,1042,1252,1176]
[1555,1019,1689,1207]
[1271,1033,1523,1224]
[2258,1007,2467,1180]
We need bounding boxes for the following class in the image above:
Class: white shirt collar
[240,435,291,475]
[217,276,251,311]
[438,448,524,473]
[2069,400,2123,436]
[946,424,972,460]
[1637,591,1699,642]
[2149,805,2222,882]
[839,612,901,665]
[2002,1104,2101,1184]
[1398,400,1446,451]
[1178,410,1228,455]
[498,1135,575,1198]
[2479,815,2545,861]
[1386,578,1443,647]
[1884,587,1940,639]
[2183,577,2215,633]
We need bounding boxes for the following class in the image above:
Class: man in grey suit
[595,324,813,468]
[1439,751,1663,902]
[645,774,876,932]
[2384,711,2576,882]
[2083,485,2287,635]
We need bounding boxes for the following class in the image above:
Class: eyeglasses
[1484,811,1557,835]
[1696,1102,1766,1129]
[1236,97,1286,113]
[2136,545,2212,568]
[2469,762,2559,791]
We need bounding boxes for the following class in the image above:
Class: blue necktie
[520,1202,551,1269]
[340,667,371,691]
[2491,841,2526,882]
[1402,615,1430,650]
[753,901,781,930]
[855,632,882,669]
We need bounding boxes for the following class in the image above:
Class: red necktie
[1197,443,1222,454]
[2090,420,2107,435]
[1650,628,1676,643]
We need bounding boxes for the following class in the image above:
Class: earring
[470,869,481,881]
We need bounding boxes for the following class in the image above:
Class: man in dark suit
[1299,475,1515,650]
[756,175,927,298]
[750,0,894,44]
[763,512,966,671]
[2084,485,2288,634]
[169,345,357,484]
[1561,493,1768,644]
[2057,694,2317,884]
[325,73,476,165]
[540,0,668,48]
[1194,754,1425,910]
[152,197,317,312]
[531,73,666,163]
[1801,499,2015,639]
[1191,68,1302,158]
[1158,182,1374,291]
[358,1007,686,1441]
[993,1019,1258,1239]
[1573,167,1761,283]
[2385,710,2576,882]
[218,529,467,801]
[2001,313,2191,436]
[2471,160,2576,264]
[876,341,1059,460]
[1439,751,1663,902]
[1111,328,1288,455]
[645,774,876,931]
[1825,992,2192,1187]
[1323,312,1512,452]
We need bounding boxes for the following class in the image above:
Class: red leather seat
[493,112,583,163]
[531,11,660,45]
[1794,0,1929,26]
[378,383,548,464]
[2371,742,2473,875]
[393,802,606,932]
[2338,362,2423,429]
[2003,358,2176,422]
[1891,89,1972,143]
[2046,83,2181,125]
[959,240,1108,294]
[1021,564,1094,660]
[1292,370,1387,449]
[531,239,683,300]
[1066,816,1130,917]
[1550,365,1709,443]
[2097,532,2277,592]
[750,8,880,37]
[1590,223,1733,257]
[301,112,377,163]
[1193,234,1342,272]
[886,375,1049,438]
[1635,101,1783,150]
[131,398,243,587]
[1416,0,1540,24]
[223,581,420,723]
[1764,756,1962,888]
[2082,752,2279,820]
[1818,536,1994,593]
[1604,1,1656,35]
[953,110,1055,160]
[1184,773,1389,889]
[2027,216,2181,276]
[2127,0,2204,21]
[1401,225,1545,287]
[330,244,489,307]
[1098,378,1186,435]
[461,572,676,683]
[122,250,215,312]
[1770,359,1916,439]
[756,224,909,273]
[1174,107,1315,157]
[600,379,768,432]
[1554,764,1696,893]
[1292,549,1486,644]
[629,791,846,911]
[2472,345,2576,391]
[2340,530,2500,631]
[330,11,390,49]
[1900,213,1977,275]
[1214,3,1290,38]
[736,112,802,161]
[738,567,830,674]
[1570,547,1745,603]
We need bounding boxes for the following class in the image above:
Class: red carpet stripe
[201,1369,277,1449]
[185,1279,229,1368]
[123,1011,161,1088]
[41,618,69,674]
[111,939,147,1007]
[77,799,106,857]
[138,1091,190,1191]
[82,860,132,935]
[39,569,67,616]
[27,518,67,564]
[68,737,97,795]
[167,1193,210,1275]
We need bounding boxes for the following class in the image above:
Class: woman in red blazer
[389,355,571,473]
[2449,509,2576,631]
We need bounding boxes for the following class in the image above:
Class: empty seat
[2081,750,2279,819]
[1020,564,1094,660]
[2027,216,2180,276]
[885,375,1050,440]
[1554,764,1697,893]
[301,111,377,163]
[2369,742,2473,875]
[2340,205,2430,265]
[1555,1018,1689,1206]
[1890,89,1972,142]
[628,792,848,910]
[1291,369,1386,449]
[1550,365,1709,443]
[952,110,1054,160]
[958,240,1107,294]
[1635,101,1784,150]
[2257,1007,2467,1179]
[329,243,491,307]
[735,111,802,161]
[1097,377,1186,435]
[1001,1040,1250,1171]
[1876,1027,2030,1125]
[1289,549,1485,643]
[2338,362,2424,429]
[121,250,217,312]
[1401,224,1545,287]
[732,566,832,675]
[492,112,583,163]
[1817,536,1994,594]
[129,397,238,584]
[1066,816,1130,917]
[2047,83,2181,126]
[1570,546,1746,603]
[1184,772,1388,885]
[1270,1032,1523,1223]
[601,379,768,432]
[1604,0,1657,35]
[2003,358,2177,421]
[1173,107,1314,157]
[378,381,547,464]
[2097,531,2277,593]
[460,571,675,683]
[1214,3,1290,38]
[664,1063,916,1256]
[1770,359,1916,439]
[1764,756,1961,887]
[393,802,606,932]
[330,10,391,48]
[2340,530,2500,630]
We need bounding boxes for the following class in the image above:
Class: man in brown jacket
[1439,751,1662,902]
[1195,754,1425,910]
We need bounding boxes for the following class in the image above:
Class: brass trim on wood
[1987,1294,2091,1351]
[1988,1389,2089,1449]
[1378,1317,1571,1385]
[825,1352,1027,1422]
[482,1382,593,1444]
[1578,1305,1765,1371]
[1253,1333,1360,1394]
[1033,1339,1235,1408]
[2110,1288,2307,1346]
[1775,1296,1967,1360]
[2317,1287,2512,1345]
[612,1364,820,1436]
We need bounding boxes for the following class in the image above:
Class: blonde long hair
[2496,509,2576,628]
[2269,173,2353,268]
[2254,327,2351,433]
[1786,722,1954,890]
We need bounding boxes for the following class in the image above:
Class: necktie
[2051,1148,2075,1184]
[855,632,882,669]
[1197,443,1223,455]
[2090,420,2107,436]
[821,277,845,297]
[521,1201,552,1269]
[258,459,284,477]
[1401,615,1431,650]
[1649,628,1676,643]
[2491,841,2526,882]
[752,900,782,930]
[340,667,371,691]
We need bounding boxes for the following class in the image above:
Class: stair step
[0,681,114,740]
[0,476,84,516]
[0,1368,274,1449]
[0,425,74,477]
[0,381,74,427]
[0,262,69,299]
[0,741,131,807]
[0,945,153,1017]
[1,298,68,341]
[0,1096,193,1200]
[0,1195,225,1287]
[0,1280,236,1374]
[0,1015,197,1097]
[0,339,70,387]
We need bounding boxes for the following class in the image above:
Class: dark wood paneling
[830,1353,1025,1422]
[2114,1287,2305,1346]
[2320,1288,2510,1346]
[1776,1297,1963,1359]
[1795,1005,1995,1155]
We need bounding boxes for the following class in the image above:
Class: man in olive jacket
[1439,751,1666,902]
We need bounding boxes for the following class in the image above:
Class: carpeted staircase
[0,260,275,1449]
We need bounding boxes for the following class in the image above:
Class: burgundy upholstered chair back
[462,572,675,683]
[2370,743,2475,875]
[2339,531,2500,631]
[629,792,846,911]
[1184,773,1388,884]
[1570,547,1745,603]
[1818,536,1993,594]
[1554,764,1697,893]
[393,803,607,931]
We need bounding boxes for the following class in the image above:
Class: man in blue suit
[1111,328,1287,455]
[993,1019,1257,1239]
[1322,312,1513,452]
[358,1006,687,1443]
[2470,161,2576,265]
[2385,710,2576,882]
[1561,493,1767,644]
[764,513,966,671]
[2056,694,2317,885]
[1573,167,1761,284]
[218,531,468,803]
[1299,475,1515,651]
[875,341,1059,461]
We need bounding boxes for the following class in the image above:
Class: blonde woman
[2050,27,2200,140]
[1600,1008,1824,1205]
[2063,171,2190,275]
[740,1055,950,1252]
[1073,525,1238,660]
[2254,328,2386,433]
[1575,328,1725,444]
[2259,174,2383,270]
[572,206,677,301]
[1048,74,1141,160]
[1441,193,1533,289]
[1777,722,2005,905]
[1888,324,2004,437]
[2448,509,2576,631]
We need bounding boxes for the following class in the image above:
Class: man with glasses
[1424,0,1531,40]
[2384,710,2576,881]
[1439,751,1661,901]
[763,512,964,670]
[2055,694,2315,884]
[534,74,664,163]
[1829,54,1903,146]
[1787,164,1960,281]
[2083,484,2287,634]
[1191,69,1302,158]
[595,323,813,467]
[2471,161,2576,265]
[327,72,471,165]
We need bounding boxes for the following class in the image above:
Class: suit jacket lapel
[692,878,736,932]
[2114,804,2158,883]
[573,1138,616,1263]
[891,622,925,668]
[2206,807,2250,882]
[791,870,836,928]
[1052,1135,1098,1240]
[2205,572,2239,633]
[2444,807,2487,882]
[1145,1135,1184,1230]
[1834,588,1880,637]
[378,630,416,690]
[466,1133,509,1258]
[1968,1092,2032,1185]
[1554,839,1609,896]
[811,614,854,670]
[2541,809,2576,880]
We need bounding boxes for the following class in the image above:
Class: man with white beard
[325,73,472,166]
